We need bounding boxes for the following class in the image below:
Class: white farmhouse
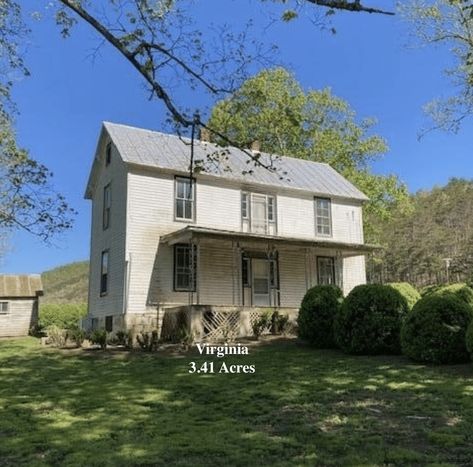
[84,122,375,335]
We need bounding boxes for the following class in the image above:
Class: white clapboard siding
[87,140,128,319]
[342,255,367,296]
[0,299,37,337]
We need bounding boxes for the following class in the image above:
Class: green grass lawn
[1,338,473,466]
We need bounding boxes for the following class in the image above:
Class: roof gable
[88,121,369,201]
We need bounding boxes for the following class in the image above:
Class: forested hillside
[41,261,89,304]
[370,179,473,288]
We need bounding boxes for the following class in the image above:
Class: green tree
[401,0,473,132]
[208,68,410,242]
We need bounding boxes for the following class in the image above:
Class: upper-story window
[315,197,332,236]
[0,302,9,314]
[175,177,195,221]
[242,192,276,235]
[103,183,111,230]
[105,142,112,166]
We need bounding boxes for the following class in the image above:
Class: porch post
[336,250,344,292]
[232,240,236,305]
[189,233,194,306]
[304,248,310,292]
[196,237,200,305]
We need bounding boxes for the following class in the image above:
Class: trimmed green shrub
[421,283,473,308]
[420,284,442,297]
[401,294,473,364]
[466,320,473,360]
[39,303,87,330]
[334,284,409,355]
[298,285,343,348]
[387,283,421,310]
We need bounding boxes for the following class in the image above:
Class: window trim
[174,176,196,223]
[103,183,111,230]
[314,197,333,237]
[0,301,9,315]
[316,256,336,286]
[100,249,109,297]
[105,142,112,166]
[173,243,197,292]
[241,192,250,220]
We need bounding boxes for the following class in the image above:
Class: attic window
[105,142,112,166]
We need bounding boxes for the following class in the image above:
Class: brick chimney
[250,140,261,152]
[199,128,211,142]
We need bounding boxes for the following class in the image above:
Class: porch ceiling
[160,226,380,256]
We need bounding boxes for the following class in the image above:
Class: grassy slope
[41,261,89,304]
[1,337,473,466]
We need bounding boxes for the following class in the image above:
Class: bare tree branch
[303,0,394,15]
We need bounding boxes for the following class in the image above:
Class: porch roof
[160,226,380,255]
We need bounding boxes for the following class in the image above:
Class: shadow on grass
[1,337,473,466]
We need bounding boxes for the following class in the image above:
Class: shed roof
[0,275,43,298]
[96,122,369,201]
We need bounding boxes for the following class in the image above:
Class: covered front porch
[160,226,377,308]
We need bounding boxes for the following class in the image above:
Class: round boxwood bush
[466,320,473,360]
[421,283,473,308]
[387,282,421,310]
[334,284,409,355]
[297,285,343,348]
[401,294,473,364]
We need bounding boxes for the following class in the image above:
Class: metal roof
[102,122,369,201]
[0,275,43,298]
[161,226,379,254]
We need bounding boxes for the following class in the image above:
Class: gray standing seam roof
[103,122,369,201]
[0,275,43,298]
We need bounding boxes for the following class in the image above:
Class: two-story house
[84,122,375,334]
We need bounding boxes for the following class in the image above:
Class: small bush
[67,326,86,348]
[297,285,343,348]
[466,320,473,360]
[113,330,134,349]
[401,294,473,364]
[271,311,289,335]
[136,330,159,352]
[47,325,67,348]
[89,329,107,349]
[252,313,271,340]
[39,303,87,330]
[334,284,409,355]
[387,283,421,310]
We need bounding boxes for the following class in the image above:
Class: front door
[252,258,270,306]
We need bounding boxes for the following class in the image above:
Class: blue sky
[2,0,472,273]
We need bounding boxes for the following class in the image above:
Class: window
[268,196,276,222]
[105,142,112,166]
[315,197,332,236]
[103,183,111,230]
[269,258,278,288]
[174,244,197,291]
[242,256,251,286]
[105,315,113,332]
[91,318,99,331]
[175,177,195,221]
[241,192,249,219]
[100,250,109,296]
[317,257,335,285]
[0,302,9,314]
